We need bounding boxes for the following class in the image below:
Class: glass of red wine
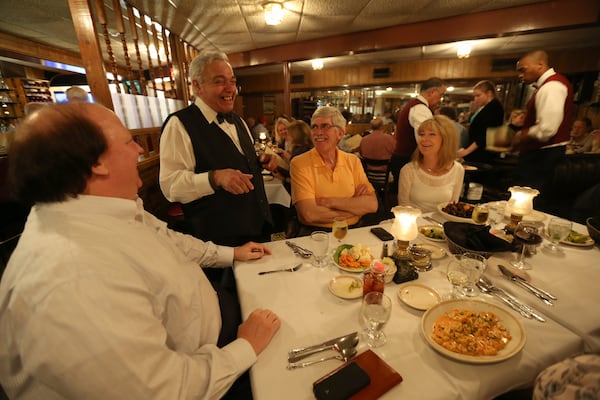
[510,221,543,270]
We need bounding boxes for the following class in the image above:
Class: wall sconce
[506,186,539,231]
[311,59,324,70]
[264,2,284,26]
[390,206,421,259]
[456,41,474,59]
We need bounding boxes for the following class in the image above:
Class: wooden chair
[361,158,393,210]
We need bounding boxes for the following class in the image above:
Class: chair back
[362,158,392,209]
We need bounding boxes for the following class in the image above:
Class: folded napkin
[444,222,516,253]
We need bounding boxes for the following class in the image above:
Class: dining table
[233,210,599,399]
[263,175,291,207]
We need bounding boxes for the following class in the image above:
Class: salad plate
[419,225,446,242]
[328,275,363,299]
[398,284,440,310]
[332,244,372,273]
[561,230,594,247]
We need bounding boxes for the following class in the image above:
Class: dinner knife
[423,215,444,226]
[288,332,358,361]
[498,264,557,304]
[285,241,313,258]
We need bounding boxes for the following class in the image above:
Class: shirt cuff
[222,338,257,372]
[216,246,235,266]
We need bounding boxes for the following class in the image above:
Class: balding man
[514,50,573,191]
[390,77,446,189]
[0,103,280,399]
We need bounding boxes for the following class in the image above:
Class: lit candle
[390,206,421,258]
[506,186,539,232]
[258,132,267,142]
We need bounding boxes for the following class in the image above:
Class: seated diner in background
[272,119,313,190]
[0,103,281,400]
[290,106,378,235]
[359,116,396,171]
[398,115,465,213]
[565,117,594,154]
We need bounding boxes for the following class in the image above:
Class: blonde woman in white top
[398,115,465,212]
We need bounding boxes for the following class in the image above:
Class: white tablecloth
[264,178,290,207]
[234,212,598,399]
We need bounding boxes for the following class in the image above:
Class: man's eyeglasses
[208,77,238,87]
[311,123,338,132]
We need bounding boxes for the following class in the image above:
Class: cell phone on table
[370,227,394,241]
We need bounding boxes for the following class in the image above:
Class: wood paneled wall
[237,47,600,95]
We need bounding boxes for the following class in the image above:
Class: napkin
[444,222,516,253]
[313,350,402,399]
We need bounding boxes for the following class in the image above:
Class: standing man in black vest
[160,51,276,249]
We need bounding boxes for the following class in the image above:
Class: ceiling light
[264,2,284,26]
[312,59,324,70]
[456,41,474,59]
[446,86,455,92]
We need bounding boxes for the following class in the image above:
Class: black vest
[163,105,272,246]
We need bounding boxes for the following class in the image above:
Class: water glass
[361,292,392,348]
[446,253,486,297]
[310,231,330,267]
[544,217,572,254]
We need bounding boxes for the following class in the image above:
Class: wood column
[282,62,291,117]
[169,35,189,104]
[68,0,113,109]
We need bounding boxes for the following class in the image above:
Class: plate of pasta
[421,299,525,364]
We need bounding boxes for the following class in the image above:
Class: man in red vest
[390,77,446,191]
[513,50,573,197]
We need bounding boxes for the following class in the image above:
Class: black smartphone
[370,227,394,241]
[313,362,370,400]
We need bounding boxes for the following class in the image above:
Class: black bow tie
[216,112,235,124]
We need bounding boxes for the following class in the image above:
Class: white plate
[504,209,546,222]
[398,284,440,310]
[328,275,363,299]
[437,203,475,223]
[561,231,594,247]
[417,243,446,259]
[419,225,446,242]
[421,299,526,364]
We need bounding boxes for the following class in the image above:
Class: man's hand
[234,242,272,261]
[213,169,254,194]
[259,154,279,172]
[238,309,281,355]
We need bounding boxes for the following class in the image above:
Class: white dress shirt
[0,195,255,400]
[408,95,434,142]
[159,98,254,204]
[528,68,569,144]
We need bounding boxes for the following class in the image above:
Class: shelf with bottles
[5,77,54,113]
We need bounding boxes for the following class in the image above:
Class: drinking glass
[544,217,572,254]
[408,244,432,271]
[471,204,489,224]
[488,201,507,226]
[310,231,330,268]
[452,252,486,297]
[332,217,348,243]
[361,292,392,348]
[511,221,543,270]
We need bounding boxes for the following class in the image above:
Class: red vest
[393,98,427,157]
[520,72,573,154]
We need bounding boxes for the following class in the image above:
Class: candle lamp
[506,186,539,232]
[390,206,421,259]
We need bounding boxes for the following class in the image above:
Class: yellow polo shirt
[290,148,374,227]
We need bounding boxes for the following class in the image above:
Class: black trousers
[517,146,566,211]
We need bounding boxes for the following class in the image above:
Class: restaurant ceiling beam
[227,0,600,68]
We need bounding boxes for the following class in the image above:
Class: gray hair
[311,106,347,130]
[420,77,446,93]
[189,50,231,95]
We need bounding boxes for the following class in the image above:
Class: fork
[478,277,546,322]
[258,264,303,275]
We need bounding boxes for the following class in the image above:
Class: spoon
[287,346,357,369]
[288,333,359,363]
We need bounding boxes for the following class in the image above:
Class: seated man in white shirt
[0,102,280,400]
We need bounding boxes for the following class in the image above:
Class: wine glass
[332,217,348,243]
[510,221,543,270]
[361,291,392,348]
[544,217,572,254]
[446,253,486,298]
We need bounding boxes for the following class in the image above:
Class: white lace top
[397,161,465,213]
